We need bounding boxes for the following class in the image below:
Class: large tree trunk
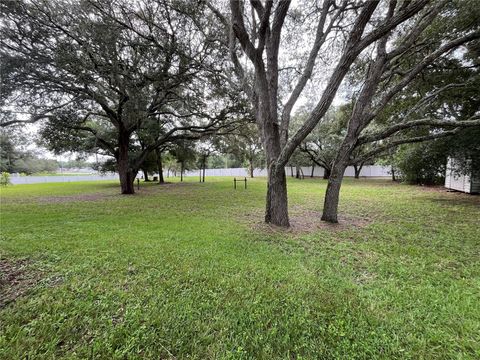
[155,149,164,184]
[117,132,135,194]
[321,162,347,223]
[321,136,356,222]
[323,167,331,179]
[265,164,289,227]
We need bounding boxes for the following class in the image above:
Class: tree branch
[352,128,462,163]
[358,117,480,145]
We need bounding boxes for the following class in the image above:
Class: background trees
[213,122,264,178]
[0,128,58,175]
[1,0,241,193]
[386,127,480,185]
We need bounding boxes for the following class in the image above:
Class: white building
[444,158,480,194]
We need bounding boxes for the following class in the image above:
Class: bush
[0,172,11,186]
[393,143,446,185]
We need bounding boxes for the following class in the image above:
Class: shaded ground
[243,207,371,235]
[0,258,41,308]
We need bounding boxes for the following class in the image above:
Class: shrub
[0,171,11,186]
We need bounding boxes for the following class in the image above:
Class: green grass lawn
[1,177,479,359]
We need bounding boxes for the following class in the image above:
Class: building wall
[444,158,479,194]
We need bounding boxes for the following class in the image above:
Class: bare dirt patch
[242,206,371,236]
[132,181,197,196]
[0,258,43,308]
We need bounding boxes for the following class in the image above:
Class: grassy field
[1,177,479,359]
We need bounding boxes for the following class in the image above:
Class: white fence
[9,165,391,184]
[183,165,391,178]
[10,173,118,184]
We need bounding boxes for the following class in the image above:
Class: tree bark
[391,166,396,181]
[117,132,135,194]
[155,149,164,184]
[323,167,331,179]
[180,161,184,182]
[311,164,315,177]
[249,158,254,178]
[321,162,347,223]
[265,164,289,227]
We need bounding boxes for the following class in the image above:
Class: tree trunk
[155,149,164,184]
[117,132,135,194]
[180,161,184,182]
[249,158,254,178]
[323,167,331,179]
[354,163,363,179]
[202,157,206,183]
[321,162,347,223]
[290,165,294,177]
[142,168,150,182]
[260,112,290,226]
[265,164,289,227]
[391,166,396,181]
[311,164,315,177]
[295,166,304,179]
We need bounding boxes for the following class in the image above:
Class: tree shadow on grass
[426,192,480,209]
